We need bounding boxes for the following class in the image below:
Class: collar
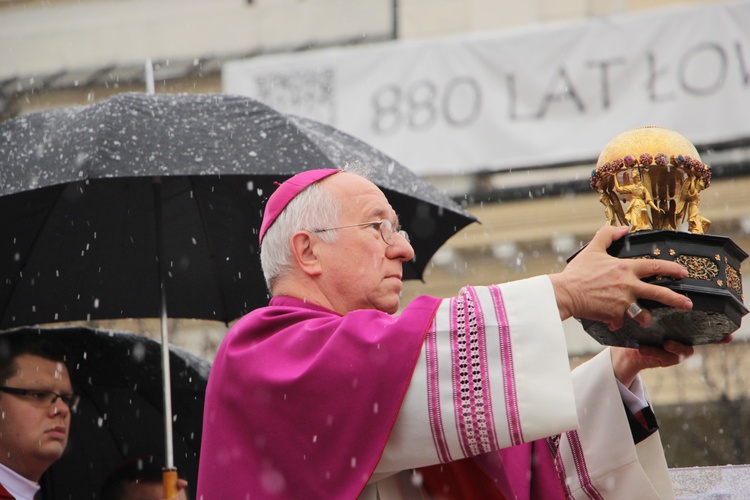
[0,463,40,500]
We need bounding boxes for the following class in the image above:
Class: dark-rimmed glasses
[0,386,80,411]
[311,219,410,245]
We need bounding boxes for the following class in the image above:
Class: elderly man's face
[316,173,414,314]
[0,354,73,481]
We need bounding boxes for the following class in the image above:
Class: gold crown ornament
[590,126,712,234]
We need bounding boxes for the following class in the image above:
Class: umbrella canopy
[0,92,476,328]
[0,326,209,500]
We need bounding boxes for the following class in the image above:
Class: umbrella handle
[163,468,178,499]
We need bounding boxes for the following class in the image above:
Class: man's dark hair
[0,333,68,384]
[100,455,166,500]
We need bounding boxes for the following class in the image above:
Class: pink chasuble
[197,295,442,499]
[474,441,567,499]
[418,441,566,500]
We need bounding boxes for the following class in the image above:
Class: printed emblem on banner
[256,68,336,124]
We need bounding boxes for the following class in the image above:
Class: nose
[387,231,415,262]
[49,398,71,418]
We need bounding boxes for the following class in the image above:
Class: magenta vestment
[197,295,442,498]
[197,293,569,499]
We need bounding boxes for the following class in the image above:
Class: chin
[41,442,67,460]
[381,299,401,315]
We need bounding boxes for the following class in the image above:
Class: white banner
[224,1,750,176]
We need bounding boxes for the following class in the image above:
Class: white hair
[260,163,374,292]
[260,181,340,291]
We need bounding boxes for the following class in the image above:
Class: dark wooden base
[571,230,748,347]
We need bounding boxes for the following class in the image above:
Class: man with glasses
[0,338,77,500]
[198,167,697,499]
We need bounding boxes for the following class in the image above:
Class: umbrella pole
[153,178,178,499]
[159,276,177,486]
[145,58,155,95]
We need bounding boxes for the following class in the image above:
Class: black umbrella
[0,92,476,327]
[0,326,209,500]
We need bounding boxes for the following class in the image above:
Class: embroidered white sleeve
[557,349,670,500]
[373,276,578,477]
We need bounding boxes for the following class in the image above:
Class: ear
[290,231,322,277]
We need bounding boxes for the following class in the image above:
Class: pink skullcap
[259,169,341,245]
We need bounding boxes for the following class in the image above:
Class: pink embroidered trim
[548,435,573,498]
[450,288,497,457]
[450,293,473,456]
[490,285,524,446]
[566,430,603,500]
[426,316,452,463]
[465,287,499,454]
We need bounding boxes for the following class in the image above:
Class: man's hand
[611,341,695,387]
[163,478,188,500]
[549,225,693,329]
[613,334,733,386]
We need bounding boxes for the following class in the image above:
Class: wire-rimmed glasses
[311,219,410,245]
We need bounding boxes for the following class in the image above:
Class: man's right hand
[549,225,693,330]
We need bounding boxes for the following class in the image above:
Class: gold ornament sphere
[596,126,701,169]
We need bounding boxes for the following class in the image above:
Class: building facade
[2,0,749,469]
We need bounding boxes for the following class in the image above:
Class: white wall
[1,0,721,82]
[0,0,393,80]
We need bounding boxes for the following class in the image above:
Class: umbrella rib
[187,176,232,323]
[1,185,66,327]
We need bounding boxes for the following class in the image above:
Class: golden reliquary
[575,126,748,348]
[590,126,712,234]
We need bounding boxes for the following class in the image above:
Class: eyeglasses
[0,386,80,411]
[311,219,410,245]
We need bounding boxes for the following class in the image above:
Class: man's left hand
[611,340,697,387]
